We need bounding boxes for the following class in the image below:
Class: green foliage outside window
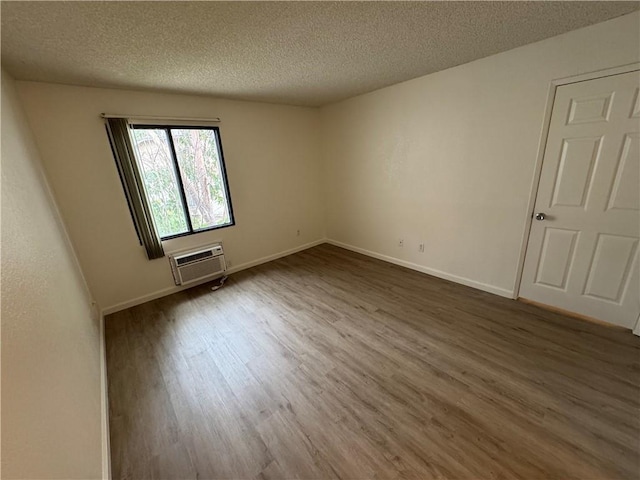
[131,126,233,239]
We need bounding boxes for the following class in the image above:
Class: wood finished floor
[106,244,640,479]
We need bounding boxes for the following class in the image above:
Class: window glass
[131,128,189,238]
[170,129,231,230]
[129,126,234,240]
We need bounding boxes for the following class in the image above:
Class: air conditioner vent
[169,244,226,286]
[176,250,214,266]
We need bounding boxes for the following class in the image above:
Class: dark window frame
[131,124,235,240]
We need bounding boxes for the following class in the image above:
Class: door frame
[513,62,640,306]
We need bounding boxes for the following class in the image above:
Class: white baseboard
[226,239,325,275]
[100,313,111,479]
[326,239,515,299]
[101,239,326,315]
[102,283,202,316]
[101,237,514,314]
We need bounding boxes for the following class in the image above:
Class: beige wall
[1,70,103,478]
[3,11,637,479]
[321,12,640,297]
[10,12,640,313]
[15,84,325,311]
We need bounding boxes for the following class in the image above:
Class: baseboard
[102,237,514,313]
[326,239,515,299]
[102,283,200,316]
[100,313,111,479]
[101,239,326,315]
[226,239,326,275]
[633,315,640,337]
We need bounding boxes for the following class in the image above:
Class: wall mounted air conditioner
[169,244,226,286]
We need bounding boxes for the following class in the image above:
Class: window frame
[130,124,235,240]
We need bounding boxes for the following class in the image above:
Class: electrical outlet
[296,229,301,236]
[398,239,404,248]
[419,243,425,253]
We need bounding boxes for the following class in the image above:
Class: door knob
[535,212,546,221]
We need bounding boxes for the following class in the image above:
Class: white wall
[321,12,640,297]
[15,84,325,312]
[3,11,636,478]
[1,70,103,478]
[11,12,640,313]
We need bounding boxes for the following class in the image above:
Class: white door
[520,71,640,328]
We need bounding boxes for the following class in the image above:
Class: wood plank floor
[105,244,640,479]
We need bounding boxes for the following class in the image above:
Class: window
[129,125,234,240]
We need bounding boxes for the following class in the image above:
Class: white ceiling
[2,1,638,107]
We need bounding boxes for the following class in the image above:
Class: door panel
[583,234,638,303]
[551,137,602,207]
[520,71,640,328]
[534,228,578,290]
[607,133,640,211]
[631,88,640,118]
[567,92,613,125]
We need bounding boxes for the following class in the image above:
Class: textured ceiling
[2,1,639,107]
